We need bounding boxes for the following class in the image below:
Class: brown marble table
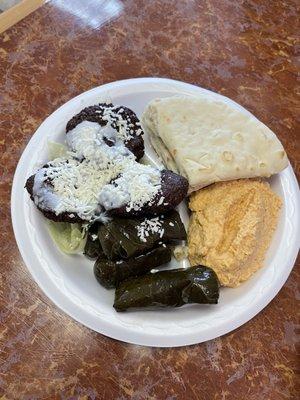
[0,1,299,398]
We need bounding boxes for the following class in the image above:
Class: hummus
[188,179,282,287]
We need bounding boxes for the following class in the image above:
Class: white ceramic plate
[11,78,300,347]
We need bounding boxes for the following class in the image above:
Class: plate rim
[11,77,300,347]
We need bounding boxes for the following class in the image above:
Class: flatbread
[141,95,288,192]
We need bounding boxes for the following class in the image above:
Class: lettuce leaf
[48,141,67,160]
[47,221,87,254]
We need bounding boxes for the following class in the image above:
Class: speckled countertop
[0,0,299,399]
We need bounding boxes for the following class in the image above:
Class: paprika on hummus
[188,179,282,287]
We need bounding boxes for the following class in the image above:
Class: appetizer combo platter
[11,78,300,346]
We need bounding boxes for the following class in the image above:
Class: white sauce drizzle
[32,117,161,221]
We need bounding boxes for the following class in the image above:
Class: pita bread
[141,96,288,193]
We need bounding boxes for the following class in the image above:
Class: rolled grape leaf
[94,246,172,289]
[114,266,219,312]
[98,210,186,260]
[84,233,103,259]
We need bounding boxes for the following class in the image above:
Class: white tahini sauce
[32,117,161,221]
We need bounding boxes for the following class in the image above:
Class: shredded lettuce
[47,221,87,254]
[48,140,67,160]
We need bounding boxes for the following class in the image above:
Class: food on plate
[173,244,189,261]
[98,210,186,260]
[66,103,145,160]
[109,169,188,217]
[84,229,103,259]
[25,104,188,223]
[94,246,172,289]
[47,141,67,159]
[188,179,282,287]
[24,92,287,316]
[26,161,187,222]
[26,172,84,223]
[47,221,87,254]
[114,265,220,311]
[142,95,288,193]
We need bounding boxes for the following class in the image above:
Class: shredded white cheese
[33,114,161,221]
[33,157,120,220]
[137,216,164,242]
[157,196,165,206]
[100,104,142,141]
[100,163,161,212]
